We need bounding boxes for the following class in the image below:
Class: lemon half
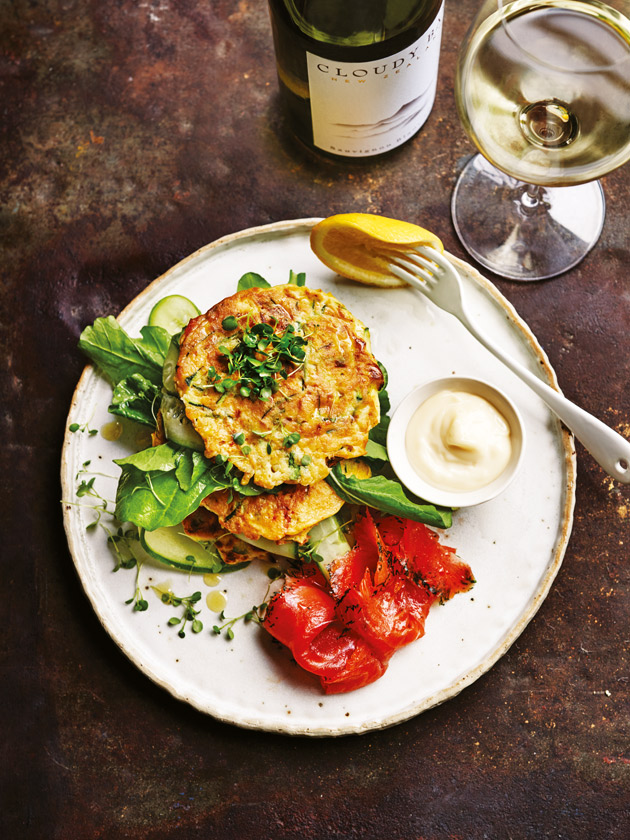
[310,213,443,288]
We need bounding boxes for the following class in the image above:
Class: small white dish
[387,376,525,508]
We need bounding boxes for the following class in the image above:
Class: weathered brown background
[2,1,629,837]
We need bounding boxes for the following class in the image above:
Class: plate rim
[61,217,576,736]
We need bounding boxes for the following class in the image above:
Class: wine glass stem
[451,154,606,280]
[519,184,547,215]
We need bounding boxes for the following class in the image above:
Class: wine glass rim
[496,0,630,73]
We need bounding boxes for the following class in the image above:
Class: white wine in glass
[453,0,630,280]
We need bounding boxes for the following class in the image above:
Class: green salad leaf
[79,316,170,386]
[326,464,452,529]
[368,415,390,447]
[368,361,391,447]
[237,269,306,292]
[175,448,197,491]
[114,443,182,472]
[237,272,271,292]
[114,442,266,530]
[109,373,161,427]
[365,439,389,462]
[116,465,216,531]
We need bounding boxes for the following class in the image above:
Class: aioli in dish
[405,390,512,493]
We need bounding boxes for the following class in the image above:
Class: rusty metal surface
[1,1,629,837]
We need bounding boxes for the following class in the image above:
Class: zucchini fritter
[200,459,371,544]
[180,508,272,565]
[175,284,383,489]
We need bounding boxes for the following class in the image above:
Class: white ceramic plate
[61,219,576,736]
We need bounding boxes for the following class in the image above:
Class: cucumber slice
[236,514,350,566]
[237,534,298,559]
[160,392,204,451]
[149,295,200,334]
[308,515,351,567]
[140,525,223,573]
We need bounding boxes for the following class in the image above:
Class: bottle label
[306,3,444,157]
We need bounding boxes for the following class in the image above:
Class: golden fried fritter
[175,284,383,489]
[181,507,273,565]
[200,459,371,544]
[201,484,336,545]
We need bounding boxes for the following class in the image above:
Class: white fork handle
[455,308,630,483]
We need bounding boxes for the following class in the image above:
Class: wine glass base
[451,155,606,281]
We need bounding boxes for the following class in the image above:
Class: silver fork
[386,245,630,483]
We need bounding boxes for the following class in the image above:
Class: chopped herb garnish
[288,270,306,287]
[287,451,301,480]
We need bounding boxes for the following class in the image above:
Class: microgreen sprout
[200,320,308,403]
[69,419,98,436]
[75,477,109,530]
[297,539,329,582]
[160,590,204,637]
[125,556,149,612]
[65,462,115,530]
[210,574,282,642]
[67,464,152,609]
[108,527,141,571]
[212,605,263,640]
[221,315,238,331]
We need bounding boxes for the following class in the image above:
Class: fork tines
[382,248,440,284]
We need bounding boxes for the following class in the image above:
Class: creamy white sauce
[405,390,512,493]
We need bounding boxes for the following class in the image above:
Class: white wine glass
[452,0,630,281]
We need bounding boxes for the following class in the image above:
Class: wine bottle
[268,0,444,158]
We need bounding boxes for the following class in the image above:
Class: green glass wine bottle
[268,0,444,158]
